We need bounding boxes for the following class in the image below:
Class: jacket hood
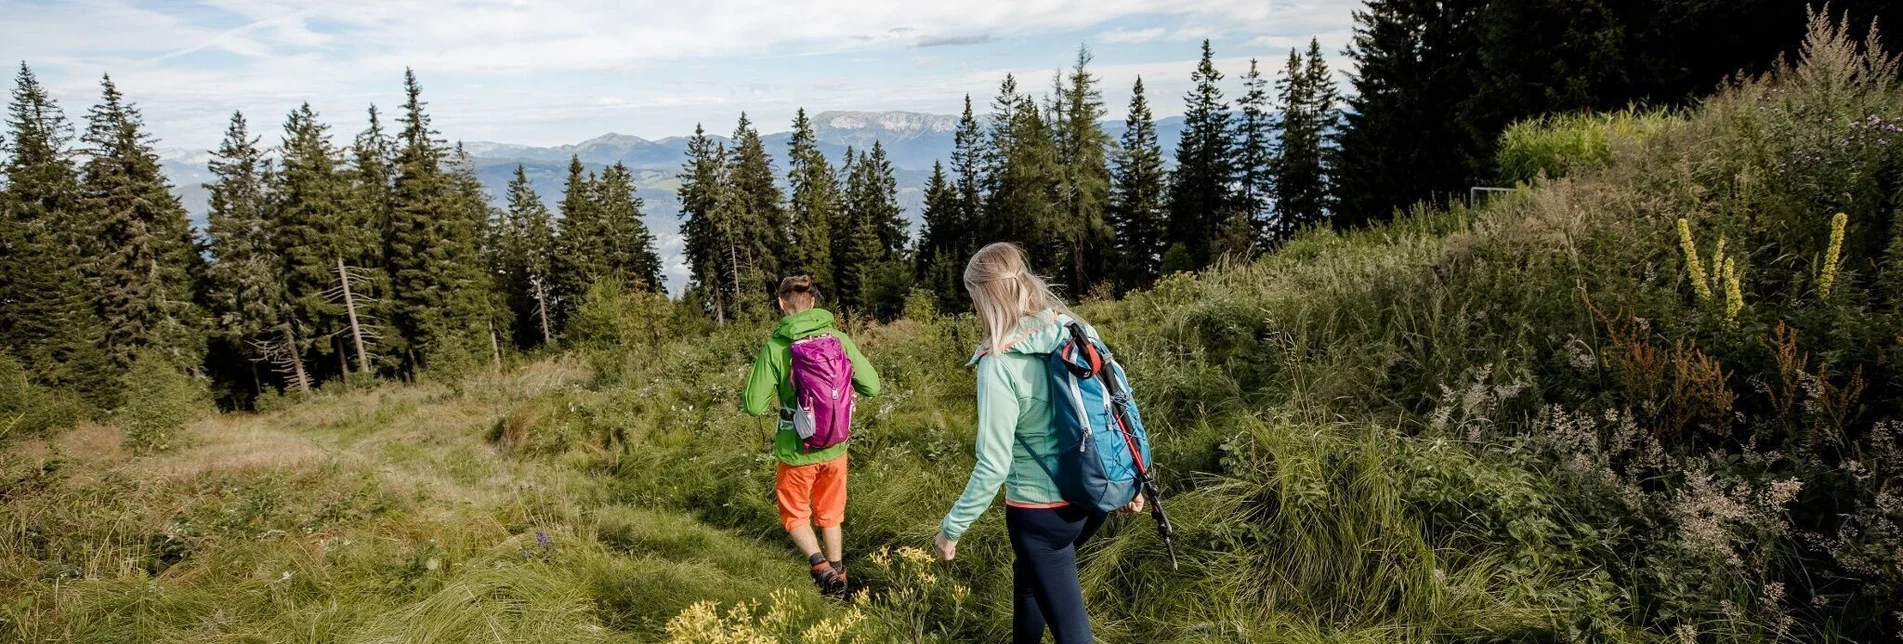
[968,308,1083,365]
[773,308,836,341]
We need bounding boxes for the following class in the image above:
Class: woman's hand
[1122,494,1145,514]
[934,531,958,561]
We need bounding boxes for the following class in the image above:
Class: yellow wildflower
[1725,258,1745,321]
[1678,218,1711,300]
[1820,212,1847,299]
[1710,237,1726,289]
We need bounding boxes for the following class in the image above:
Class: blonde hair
[964,242,1072,351]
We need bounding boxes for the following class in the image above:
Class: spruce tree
[950,94,986,251]
[203,111,301,390]
[446,143,505,365]
[860,142,907,258]
[1109,76,1169,291]
[80,74,206,371]
[1166,40,1237,268]
[385,68,484,369]
[0,63,114,406]
[1333,0,1485,227]
[725,113,789,298]
[1236,58,1275,245]
[1051,45,1113,293]
[1273,39,1341,238]
[553,155,601,311]
[785,108,837,291]
[833,147,887,313]
[595,162,663,292]
[677,125,737,322]
[498,165,558,348]
[341,105,395,373]
[916,161,966,311]
[272,102,353,380]
[983,75,1059,256]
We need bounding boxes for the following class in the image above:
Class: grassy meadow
[8,16,1903,644]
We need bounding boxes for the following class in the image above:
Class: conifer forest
[6,1,1903,641]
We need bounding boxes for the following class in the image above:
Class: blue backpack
[1046,322,1154,512]
[1046,322,1178,566]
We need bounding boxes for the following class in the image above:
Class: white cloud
[2,0,1360,148]
[1097,27,1166,44]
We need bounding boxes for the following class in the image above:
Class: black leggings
[1004,504,1107,644]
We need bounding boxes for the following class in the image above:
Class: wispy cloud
[915,34,997,48]
[2,0,1359,148]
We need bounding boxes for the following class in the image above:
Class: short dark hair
[777,275,819,302]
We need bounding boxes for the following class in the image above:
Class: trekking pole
[1137,467,1179,569]
[1071,323,1180,569]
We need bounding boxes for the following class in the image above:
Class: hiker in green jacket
[934,243,1142,644]
[743,276,880,596]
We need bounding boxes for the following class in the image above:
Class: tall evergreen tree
[79,74,206,370]
[0,63,113,405]
[497,165,558,348]
[915,161,965,309]
[1332,0,1486,227]
[677,125,739,322]
[446,143,505,363]
[950,94,986,251]
[833,147,888,313]
[341,105,395,373]
[1167,40,1238,267]
[982,75,1059,256]
[1236,58,1275,244]
[860,142,907,258]
[1050,45,1113,293]
[553,155,600,309]
[202,111,300,390]
[385,68,485,368]
[725,113,790,298]
[1272,40,1343,239]
[785,108,837,291]
[1109,76,1169,291]
[595,162,664,292]
[272,102,354,379]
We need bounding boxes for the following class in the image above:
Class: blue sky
[3,0,1361,151]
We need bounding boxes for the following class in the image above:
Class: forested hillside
[7,2,1903,643]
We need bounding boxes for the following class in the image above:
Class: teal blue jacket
[941,309,1096,540]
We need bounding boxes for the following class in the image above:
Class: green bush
[116,351,208,454]
[0,354,80,443]
[1496,109,1675,184]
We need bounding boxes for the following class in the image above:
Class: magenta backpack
[788,334,855,451]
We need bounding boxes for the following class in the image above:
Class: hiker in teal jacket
[935,243,1141,644]
[743,276,880,596]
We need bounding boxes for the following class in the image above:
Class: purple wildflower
[536,530,553,550]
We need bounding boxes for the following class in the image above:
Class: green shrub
[115,351,208,454]
[0,354,80,443]
[1496,109,1675,184]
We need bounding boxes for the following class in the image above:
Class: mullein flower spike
[1678,218,1712,300]
[1820,212,1847,299]
[1724,258,1744,321]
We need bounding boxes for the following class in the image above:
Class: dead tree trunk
[534,280,552,346]
[337,258,370,375]
[281,324,310,392]
[487,321,502,369]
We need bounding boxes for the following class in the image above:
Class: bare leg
[821,525,843,564]
[788,524,822,558]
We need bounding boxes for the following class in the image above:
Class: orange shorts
[775,454,847,533]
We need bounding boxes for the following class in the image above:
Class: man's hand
[934,531,958,561]
[1122,494,1145,514]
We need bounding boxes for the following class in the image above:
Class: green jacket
[941,309,1088,541]
[743,308,881,466]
